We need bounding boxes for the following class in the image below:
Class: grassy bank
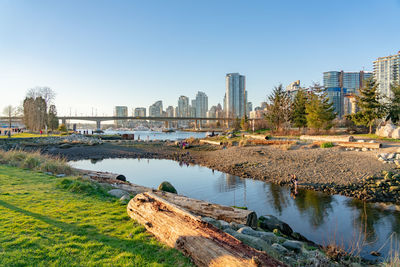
[0,165,193,266]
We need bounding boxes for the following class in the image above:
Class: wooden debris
[127,192,286,267]
[152,190,257,228]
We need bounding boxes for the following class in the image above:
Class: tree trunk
[127,192,286,267]
[152,190,258,228]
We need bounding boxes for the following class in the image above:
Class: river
[71,158,400,261]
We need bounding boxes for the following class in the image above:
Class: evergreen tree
[291,89,308,129]
[240,115,250,131]
[48,105,59,131]
[348,78,383,133]
[386,82,400,123]
[305,85,336,131]
[265,84,292,131]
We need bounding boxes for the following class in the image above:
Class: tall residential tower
[225,73,246,118]
[373,51,400,99]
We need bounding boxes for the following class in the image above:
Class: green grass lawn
[0,165,193,267]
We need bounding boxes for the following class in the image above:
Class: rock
[56,174,66,178]
[224,228,271,252]
[157,181,177,194]
[282,240,304,253]
[356,140,365,142]
[120,194,130,201]
[387,153,396,160]
[378,157,386,162]
[217,220,231,230]
[362,148,368,152]
[202,217,221,228]
[237,226,280,244]
[44,172,53,175]
[392,128,400,139]
[271,243,288,254]
[108,189,129,198]
[258,215,293,236]
[369,140,377,143]
[229,222,246,231]
[396,154,400,160]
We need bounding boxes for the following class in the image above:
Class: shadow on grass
[0,199,176,263]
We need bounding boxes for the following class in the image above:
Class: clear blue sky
[1,0,399,116]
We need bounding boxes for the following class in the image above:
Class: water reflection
[294,190,335,228]
[71,158,400,260]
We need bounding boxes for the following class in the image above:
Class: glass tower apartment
[373,51,400,99]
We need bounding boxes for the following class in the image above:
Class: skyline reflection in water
[72,158,400,260]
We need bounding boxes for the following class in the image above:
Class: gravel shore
[43,141,396,187]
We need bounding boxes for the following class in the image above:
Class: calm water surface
[71,158,400,260]
[103,130,207,141]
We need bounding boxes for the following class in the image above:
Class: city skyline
[1,1,400,115]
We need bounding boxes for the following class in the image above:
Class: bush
[22,156,41,169]
[320,142,334,148]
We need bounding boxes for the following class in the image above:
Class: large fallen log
[300,135,355,142]
[337,141,381,149]
[152,191,257,228]
[127,192,285,267]
[245,134,268,140]
[77,169,126,181]
[200,139,223,145]
[247,140,296,146]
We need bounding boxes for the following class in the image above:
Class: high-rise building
[177,96,189,117]
[114,106,128,127]
[149,101,163,117]
[166,106,174,117]
[225,73,246,118]
[247,102,253,116]
[195,91,208,118]
[323,71,372,117]
[134,107,146,117]
[373,51,400,99]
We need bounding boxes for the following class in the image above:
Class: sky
[1,0,399,116]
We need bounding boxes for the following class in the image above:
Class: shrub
[22,156,41,169]
[57,178,109,198]
[320,142,334,148]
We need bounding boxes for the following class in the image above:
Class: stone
[224,228,270,252]
[282,240,304,253]
[271,243,288,254]
[56,174,66,178]
[396,154,400,160]
[44,172,53,175]
[392,128,400,139]
[258,215,293,236]
[369,140,377,143]
[157,181,177,194]
[120,194,130,201]
[382,123,396,138]
[362,148,368,152]
[217,220,231,230]
[387,153,396,159]
[202,217,221,228]
[237,226,280,244]
[356,140,365,142]
[378,157,386,162]
[108,189,129,198]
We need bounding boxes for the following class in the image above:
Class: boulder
[381,123,396,138]
[120,194,131,201]
[258,215,293,236]
[237,226,281,244]
[157,181,177,194]
[224,228,270,252]
[217,220,231,230]
[392,128,400,139]
[282,240,304,253]
[271,243,288,254]
[108,189,129,198]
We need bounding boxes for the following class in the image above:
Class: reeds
[0,150,73,175]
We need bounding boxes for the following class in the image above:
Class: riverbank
[0,164,193,266]
[35,139,400,202]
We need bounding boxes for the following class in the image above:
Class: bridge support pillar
[96,120,101,131]
[61,118,66,125]
[252,119,255,132]
[165,121,169,129]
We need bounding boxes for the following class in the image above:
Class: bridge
[1,116,261,130]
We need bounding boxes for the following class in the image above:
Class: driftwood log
[200,139,223,145]
[337,141,381,149]
[127,192,286,267]
[245,134,268,140]
[78,170,127,181]
[152,191,257,228]
[300,135,355,142]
